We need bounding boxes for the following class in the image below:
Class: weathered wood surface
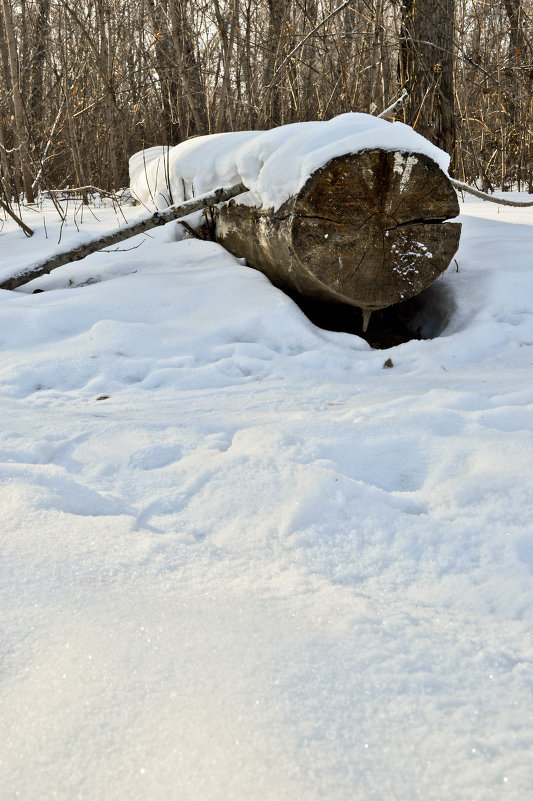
[215,149,461,325]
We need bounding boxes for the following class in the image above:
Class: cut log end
[216,149,461,316]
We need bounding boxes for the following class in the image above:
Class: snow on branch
[377,89,409,120]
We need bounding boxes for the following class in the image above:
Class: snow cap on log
[130,115,460,318]
[129,112,451,212]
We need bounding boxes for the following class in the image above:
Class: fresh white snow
[129,112,451,210]
[1,188,533,800]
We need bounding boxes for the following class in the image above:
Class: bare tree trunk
[367,0,384,113]
[28,0,50,132]
[214,0,239,131]
[501,0,527,188]
[0,115,14,198]
[400,0,456,157]
[1,0,35,202]
[96,0,120,188]
[59,7,87,199]
[148,0,180,142]
[300,0,318,119]
[264,0,291,126]
[169,0,204,136]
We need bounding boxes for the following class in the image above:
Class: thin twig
[101,239,146,253]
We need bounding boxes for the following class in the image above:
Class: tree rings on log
[215,149,461,321]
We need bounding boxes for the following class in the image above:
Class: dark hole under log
[287,286,452,350]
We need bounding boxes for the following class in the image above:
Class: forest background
[0,0,531,204]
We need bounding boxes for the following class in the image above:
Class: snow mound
[129,113,451,211]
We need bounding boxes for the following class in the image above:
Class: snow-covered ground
[1,190,533,800]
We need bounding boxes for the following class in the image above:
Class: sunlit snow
[1,187,533,801]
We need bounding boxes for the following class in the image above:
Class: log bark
[215,149,461,325]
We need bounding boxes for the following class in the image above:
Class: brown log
[215,149,461,327]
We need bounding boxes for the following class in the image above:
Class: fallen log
[215,149,461,330]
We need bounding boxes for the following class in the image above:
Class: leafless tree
[0,0,530,197]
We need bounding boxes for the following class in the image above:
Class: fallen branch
[0,183,247,291]
[45,184,131,200]
[0,197,34,237]
[450,178,533,207]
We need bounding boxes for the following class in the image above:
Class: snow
[129,113,451,210]
[1,189,533,801]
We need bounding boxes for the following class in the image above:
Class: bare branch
[0,183,247,291]
[0,197,34,237]
[378,89,409,120]
[451,179,533,207]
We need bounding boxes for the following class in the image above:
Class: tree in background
[1,0,35,201]
[399,0,456,157]
[0,0,531,198]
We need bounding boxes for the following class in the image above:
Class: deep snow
[1,188,533,800]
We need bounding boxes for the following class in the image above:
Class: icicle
[362,309,372,332]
